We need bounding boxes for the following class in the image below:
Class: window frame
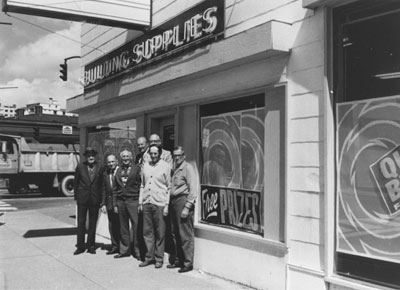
[333,1,400,288]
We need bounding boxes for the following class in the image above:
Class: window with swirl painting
[200,94,265,236]
[87,119,136,167]
[334,1,400,287]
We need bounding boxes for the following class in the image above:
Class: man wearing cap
[168,146,199,273]
[73,147,103,255]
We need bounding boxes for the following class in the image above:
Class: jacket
[112,163,141,205]
[101,166,118,210]
[74,162,103,206]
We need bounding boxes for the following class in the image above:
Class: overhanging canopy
[2,0,151,30]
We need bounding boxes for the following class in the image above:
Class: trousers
[107,209,120,251]
[76,204,98,250]
[116,198,140,258]
[170,195,195,267]
[143,203,166,263]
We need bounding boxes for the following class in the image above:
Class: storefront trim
[303,0,358,9]
[195,224,287,257]
[325,276,396,290]
[67,20,292,114]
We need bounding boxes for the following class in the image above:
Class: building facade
[19,98,78,117]
[67,0,400,289]
[0,103,16,118]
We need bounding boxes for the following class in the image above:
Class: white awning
[2,0,151,30]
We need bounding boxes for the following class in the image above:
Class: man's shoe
[178,266,193,273]
[139,260,154,267]
[114,253,130,259]
[87,247,96,254]
[155,262,163,269]
[167,263,179,269]
[106,249,119,255]
[73,249,85,255]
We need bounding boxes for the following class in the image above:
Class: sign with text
[2,0,150,30]
[83,0,225,90]
[370,145,400,216]
[201,185,263,235]
[62,125,73,135]
[337,95,400,264]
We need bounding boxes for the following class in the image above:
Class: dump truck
[0,133,79,197]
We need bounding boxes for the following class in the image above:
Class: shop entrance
[149,115,175,153]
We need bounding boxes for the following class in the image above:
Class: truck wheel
[8,178,18,194]
[39,181,55,196]
[60,175,74,197]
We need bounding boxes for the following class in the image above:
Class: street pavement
[0,204,252,290]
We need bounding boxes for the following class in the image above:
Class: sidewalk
[0,208,251,290]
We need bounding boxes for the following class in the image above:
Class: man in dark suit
[100,154,120,255]
[113,149,142,260]
[73,147,103,255]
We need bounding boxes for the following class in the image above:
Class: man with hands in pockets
[168,146,199,273]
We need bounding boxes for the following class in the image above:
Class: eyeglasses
[173,154,184,157]
[149,152,159,156]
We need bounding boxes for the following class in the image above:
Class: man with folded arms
[138,144,172,269]
[168,146,198,273]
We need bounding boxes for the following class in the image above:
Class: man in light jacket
[138,144,172,269]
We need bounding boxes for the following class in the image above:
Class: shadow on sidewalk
[23,227,77,238]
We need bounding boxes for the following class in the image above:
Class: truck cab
[0,135,19,175]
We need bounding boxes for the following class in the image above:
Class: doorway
[149,115,175,152]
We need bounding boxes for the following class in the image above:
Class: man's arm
[185,163,199,207]
[138,165,145,211]
[73,164,80,201]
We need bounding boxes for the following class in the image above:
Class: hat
[84,147,98,156]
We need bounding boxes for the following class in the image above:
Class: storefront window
[200,94,265,236]
[87,119,136,166]
[334,2,400,287]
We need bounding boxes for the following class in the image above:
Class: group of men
[73,134,198,273]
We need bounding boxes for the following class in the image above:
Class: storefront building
[67,0,400,289]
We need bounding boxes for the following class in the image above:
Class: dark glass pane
[343,10,400,101]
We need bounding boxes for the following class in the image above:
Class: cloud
[0,22,82,110]
[2,22,81,81]
[1,77,82,109]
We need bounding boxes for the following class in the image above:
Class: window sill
[325,275,397,290]
[194,223,287,257]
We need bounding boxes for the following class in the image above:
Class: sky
[0,10,82,110]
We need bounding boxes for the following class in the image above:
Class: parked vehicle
[0,133,79,197]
